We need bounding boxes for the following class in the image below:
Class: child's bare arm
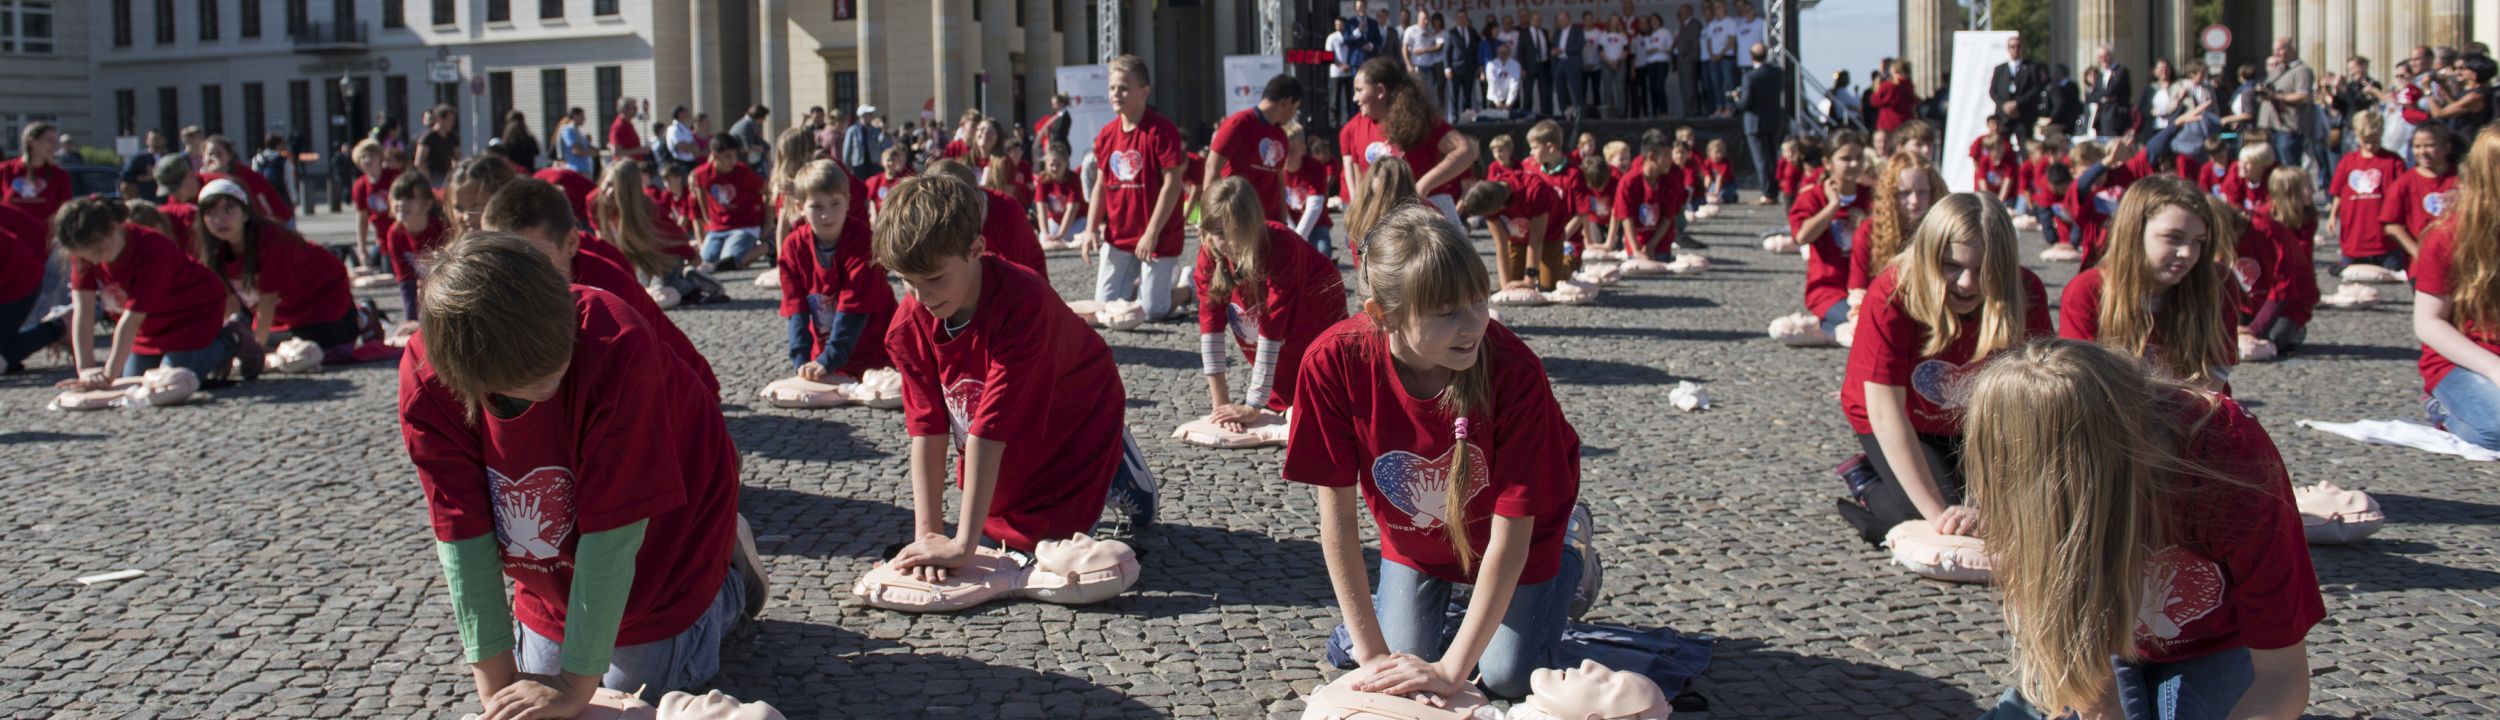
[907,435,951,538]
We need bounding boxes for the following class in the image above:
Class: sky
[1797,0,1907,97]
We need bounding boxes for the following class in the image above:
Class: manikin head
[1516,660,1674,720]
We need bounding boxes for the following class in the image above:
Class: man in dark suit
[1733,43,1787,204]
[2084,45,2133,139]
[1448,10,1482,119]
[1988,34,2047,130]
[1670,5,1704,118]
[1553,11,1589,119]
[1517,11,1552,118]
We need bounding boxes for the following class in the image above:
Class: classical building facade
[0,0,90,153]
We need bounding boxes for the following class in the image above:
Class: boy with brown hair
[398,231,759,715]
[778,160,896,381]
[481,179,720,396]
[875,174,1157,580]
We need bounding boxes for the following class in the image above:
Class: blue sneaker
[1567,503,1602,621]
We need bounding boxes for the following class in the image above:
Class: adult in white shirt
[1733,1,1767,71]
[1327,16,1356,125]
[1596,17,1629,119]
[1703,1,1739,115]
[665,104,700,169]
[1640,14,1674,117]
[1486,43,1525,111]
[1405,14,1446,111]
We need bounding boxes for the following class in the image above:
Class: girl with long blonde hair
[1288,202,1589,702]
[2056,175,2238,390]
[1966,339,2320,720]
[594,160,686,283]
[2415,126,2500,451]
[2244,166,2321,354]
[1836,193,2051,545]
[1191,177,1348,432]
[1848,151,1946,304]
[1343,156,1421,265]
[767,125,825,259]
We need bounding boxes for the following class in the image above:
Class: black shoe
[1676,236,1710,250]
[226,317,265,382]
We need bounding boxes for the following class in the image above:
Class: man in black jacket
[1734,44,1787,204]
[1553,11,1589,119]
[2084,45,2133,139]
[1670,5,1703,117]
[1517,11,1552,118]
[1988,35,2047,129]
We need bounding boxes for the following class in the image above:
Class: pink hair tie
[1453,418,1471,441]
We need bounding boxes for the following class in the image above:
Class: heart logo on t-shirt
[2347,168,2382,195]
[2231,256,2263,293]
[1110,150,1143,181]
[1638,205,1658,227]
[367,195,389,213]
[1364,141,1397,166]
[488,465,577,562]
[1909,359,1967,409]
[1505,217,1530,238]
[2425,190,2452,217]
[942,378,986,445]
[1592,198,1611,217]
[1371,443,1490,532]
[1259,138,1286,168]
[2095,185,2126,215]
[2135,545,2226,651]
[711,183,737,206]
[1226,302,1260,346]
[1046,195,1066,213]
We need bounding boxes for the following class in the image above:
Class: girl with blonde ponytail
[1191,176,1348,431]
[1286,203,1589,701]
[1342,157,1421,266]
[1965,339,2320,720]
[2056,175,2239,390]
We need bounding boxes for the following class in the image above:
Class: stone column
[761,0,789,137]
[2153,0,2194,69]
[2070,0,2136,82]
[1024,0,1060,124]
[2388,0,2423,64]
[981,0,1016,118]
[2298,0,2326,68]
[2354,0,2386,78]
[2270,0,2297,57]
[858,0,885,112]
[2326,0,2355,73]
[1900,0,1953,95]
[933,0,969,122]
[2428,0,2470,50]
[690,0,719,118]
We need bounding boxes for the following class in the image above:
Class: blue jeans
[701,228,762,268]
[1818,300,1852,337]
[2268,131,2306,183]
[1983,647,2253,720]
[23,254,67,333]
[1708,59,1739,113]
[1306,224,1335,261]
[1554,63,1586,115]
[1093,244,1182,321]
[2433,368,2500,451]
[517,569,747,694]
[125,331,237,380]
[1374,546,1583,699]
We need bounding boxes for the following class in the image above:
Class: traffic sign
[469,75,486,96]
[2204,51,2227,71]
[2200,24,2232,52]
[427,59,461,84]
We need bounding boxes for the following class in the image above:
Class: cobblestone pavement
[3,199,2494,719]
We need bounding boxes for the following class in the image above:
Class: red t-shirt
[980,188,1049,283]
[218,224,353,331]
[980,156,1034,205]
[2068,162,2142,263]
[1847,220,1882,293]
[886,254,1127,551]
[353,168,404,240]
[1975,150,2020,196]
[2195,158,2232,196]
[2228,215,2288,321]
[534,167,598,226]
[1210,108,1291,220]
[1870,78,1918,131]
[156,200,199,253]
[1339,115,1461,200]
[572,252,720,396]
[1285,162,1334,230]
[2218,165,2270,216]
[203,168,294,224]
[1841,265,2053,435]
[1495,177,1568,247]
[1774,158,1804,199]
[2330,151,2407,259]
[1695,157,1730,194]
[400,286,738,647]
[2022,156,2063,209]
[70,224,227,355]
[1034,172,1088,224]
[0,159,73,228]
[942,139,970,160]
[1092,110,1190,257]
[383,211,452,284]
[1793,181,1874,317]
[2412,225,2498,393]
[1284,315,1580,585]
[2251,215,2319,326]
[1523,157,1585,201]
[1193,221,1349,412]
[608,116,644,156]
[2378,168,2459,247]
[777,214,897,377]
[689,162,767,231]
[2133,395,2324,663]
[1612,169,1686,255]
[865,169,912,218]
[0,203,46,301]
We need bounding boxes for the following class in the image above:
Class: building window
[539,0,558,20]
[1,114,59,156]
[594,65,620,141]
[114,0,132,46]
[833,72,858,118]
[0,0,57,54]
[158,86,180,137]
[486,0,506,23]
[971,0,980,21]
[201,84,224,134]
[239,0,258,37]
[285,0,304,35]
[594,0,615,16]
[488,71,513,130]
[154,0,174,44]
[430,0,450,25]
[540,68,565,160]
[386,75,408,135]
[243,82,266,146]
[1015,0,1024,28]
[382,0,401,27]
[433,81,457,107]
[1052,0,1062,32]
[331,0,353,27]
[116,90,137,136]
[832,0,852,21]
[199,0,218,41]
[288,79,311,153]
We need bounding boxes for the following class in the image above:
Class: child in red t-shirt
[926,159,1048,283]
[350,140,402,272]
[2416,128,2500,450]
[385,172,452,325]
[689,134,769,272]
[2330,111,2410,272]
[875,175,1157,575]
[2380,124,2460,263]
[1965,339,2321,719]
[1086,56,1193,322]
[2057,177,2239,391]
[1848,156,1944,304]
[399,231,756,708]
[1699,139,1736,206]
[1974,133,2021,205]
[1033,143,1088,248]
[864,147,914,224]
[1459,174,1571,292]
[1611,131,1687,261]
[195,180,358,353]
[0,123,73,229]
[2243,167,2321,355]
[1285,204,1588,700]
[1283,132,1339,259]
[1571,158,1614,265]
[777,160,897,382]
[1837,193,2053,546]
[52,198,244,386]
[483,178,721,396]
[2218,143,2276,217]
[1792,132,1873,334]
[1773,140,1806,206]
[1191,177,1349,427]
[0,203,59,372]
[659,162,698,235]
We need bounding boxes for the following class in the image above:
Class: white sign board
[1222,55,1287,119]
[428,59,461,84]
[1943,31,2019,194]
[1054,64,1117,167]
[2204,51,2227,72]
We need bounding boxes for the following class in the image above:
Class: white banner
[1223,55,1288,119]
[1054,64,1117,166]
[1943,31,2018,194]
